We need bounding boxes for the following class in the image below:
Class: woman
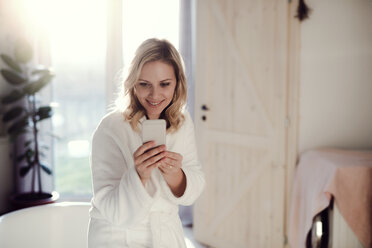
[88,38,205,248]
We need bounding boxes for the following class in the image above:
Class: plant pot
[9,191,59,210]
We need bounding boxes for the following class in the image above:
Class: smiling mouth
[147,100,163,106]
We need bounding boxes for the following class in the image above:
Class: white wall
[299,0,372,154]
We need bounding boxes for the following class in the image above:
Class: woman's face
[135,60,177,120]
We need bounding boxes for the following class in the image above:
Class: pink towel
[288,148,372,248]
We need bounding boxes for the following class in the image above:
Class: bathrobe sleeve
[160,111,206,205]
[90,119,154,226]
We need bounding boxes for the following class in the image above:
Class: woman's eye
[160,82,170,87]
[138,82,149,87]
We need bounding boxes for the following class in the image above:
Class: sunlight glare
[18,0,179,66]
[315,220,323,237]
[122,0,180,65]
[68,140,90,158]
[185,237,196,248]
[19,0,106,62]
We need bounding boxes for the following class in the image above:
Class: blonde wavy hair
[121,38,187,133]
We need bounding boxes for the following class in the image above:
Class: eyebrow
[160,79,173,82]
[138,79,149,82]
[138,78,173,82]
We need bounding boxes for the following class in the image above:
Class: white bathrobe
[88,110,205,248]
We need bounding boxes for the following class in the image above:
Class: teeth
[148,101,161,106]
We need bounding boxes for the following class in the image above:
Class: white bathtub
[0,202,90,248]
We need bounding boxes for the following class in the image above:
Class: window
[50,0,179,198]
[50,1,106,197]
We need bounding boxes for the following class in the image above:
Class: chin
[145,109,162,119]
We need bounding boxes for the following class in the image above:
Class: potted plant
[0,39,58,209]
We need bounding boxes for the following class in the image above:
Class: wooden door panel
[194,0,288,247]
[204,3,276,136]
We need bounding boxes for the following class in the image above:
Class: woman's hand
[158,151,182,175]
[133,141,166,186]
[159,151,186,197]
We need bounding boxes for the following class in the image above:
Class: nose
[149,86,160,98]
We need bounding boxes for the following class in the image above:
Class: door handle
[201,104,209,111]
[201,104,209,121]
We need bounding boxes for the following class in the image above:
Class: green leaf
[24,140,33,147]
[0,54,22,73]
[17,153,26,162]
[9,129,27,143]
[14,39,33,63]
[40,163,52,175]
[23,73,54,95]
[7,117,29,135]
[25,148,34,157]
[20,164,33,177]
[2,106,25,122]
[1,90,25,104]
[26,150,35,164]
[36,106,53,121]
[0,69,27,85]
[25,149,35,164]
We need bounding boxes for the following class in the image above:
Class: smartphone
[141,119,166,146]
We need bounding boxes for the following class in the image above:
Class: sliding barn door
[193,0,288,247]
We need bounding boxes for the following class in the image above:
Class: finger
[147,162,159,171]
[158,166,165,174]
[134,141,155,158]
[165,151,183,161]
[142,152,166,168]
[161,157,178,167]
[138,145,166,163]
[162,156,182,170]
[137,156,161,172]
[137,162,158,180]
[158,162,171,172]
[159,165,177,175]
